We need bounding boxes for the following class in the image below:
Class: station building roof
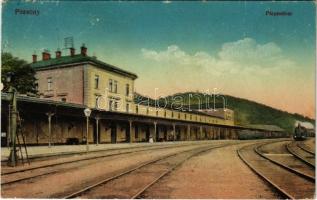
[30,54,138,80]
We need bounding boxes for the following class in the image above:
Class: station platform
[0,141,216,162]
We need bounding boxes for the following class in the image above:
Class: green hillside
[134,92,315,133]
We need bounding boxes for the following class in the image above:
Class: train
[293,124,307,141]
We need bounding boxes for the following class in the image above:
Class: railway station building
[1,45,287,146]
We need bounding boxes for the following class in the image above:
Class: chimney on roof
[80,44,87,56]
[70,47,75,56]
[55,49,62,58]
[42,50,51,61]
[32,54,37,63]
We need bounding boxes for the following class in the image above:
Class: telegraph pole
[8,84,18,167]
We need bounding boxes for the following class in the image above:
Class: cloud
[138,38,313,119]
[162,0,172,4]
[139,37,299,96]
[142,45,193,64]
[219,38,282,63]
[141,37,295,76]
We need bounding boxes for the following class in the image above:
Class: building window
[171,112,174,118]
[190,115,192,120]
[146,108,149,115]
[164,111,166,117]
[108,79,113,92]
[156,110,158,116]
[114,80,118,93]
[178,113,180,119]
[126,103,129,112]
[185,114,187,119]
[94,75,99,89]
[109,100,113,111]
[47,77,52,91]
[136,105,139,114]
[61,98,66,102]
[126,84,130,96]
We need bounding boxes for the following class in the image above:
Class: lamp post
[95,115,100,145]
[84,108,91,152]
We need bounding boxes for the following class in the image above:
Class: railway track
[286,141,315,168]
[63,142,236,199]
[2,142,207,175]
[255,141,315,181]
[297,142,315,155]
[238,142,315,199]
[1,141,210,165]
[1,142,226,185]
[2,142,216,176]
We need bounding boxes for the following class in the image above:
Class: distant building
[199,109,234,122]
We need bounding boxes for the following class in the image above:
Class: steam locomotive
[293,124,307,141]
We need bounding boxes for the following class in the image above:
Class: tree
[1,53,38,94]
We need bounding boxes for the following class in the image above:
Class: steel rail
[237,143,295,200]
[2,142,209,176]
[131,143,233,199]
[297,143,315,155]
[64,143,236,199]
[1,142,216,185]
[286,142,315,168]
[1,141,211,164]
[254,142,315,182]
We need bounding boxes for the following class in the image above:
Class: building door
[125,124,130,143]
[146,126,150,142]
[176,129,181,140]
[164,127,167,141]
[195,129,199,140]
[220,128,224,139]
[1,109,8,147]
[156,126,159,142]
[110,123,116,144]
[134,125,139,142]
[93,120,100,144]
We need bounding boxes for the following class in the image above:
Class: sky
[2,1,316,118]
